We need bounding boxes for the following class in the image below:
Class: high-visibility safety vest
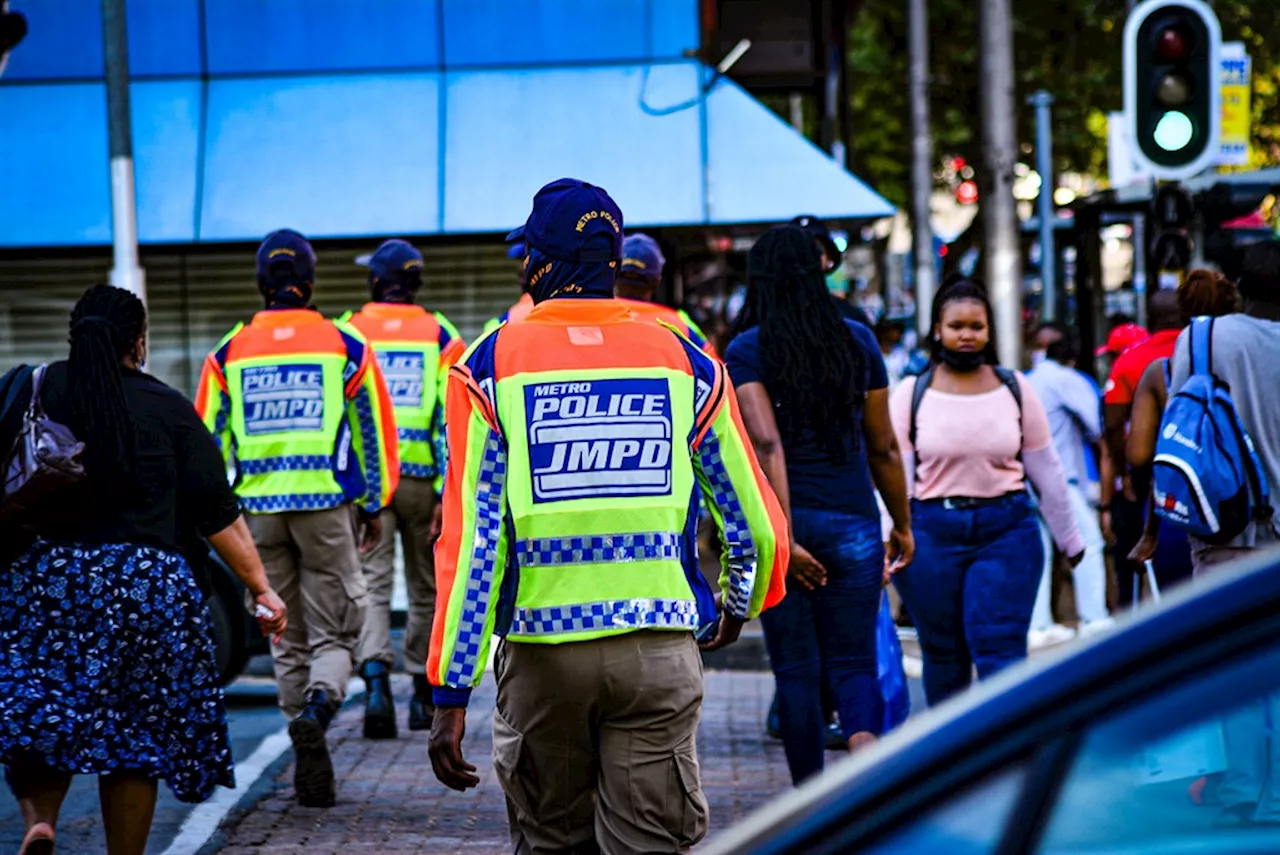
[617,297,719,360]
[428,298,788,708]
[677,308,715,355]
[195,308,400,516]
[481,292,535,335]
[341,303,465,489]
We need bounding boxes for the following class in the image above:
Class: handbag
[877,591,911,734]
[1,364,86,530]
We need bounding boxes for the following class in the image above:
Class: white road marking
[158,677,365,855]
[157,727,293,855]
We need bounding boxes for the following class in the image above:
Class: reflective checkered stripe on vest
[497,366,704,640]
[345,306,457,480]
[215,320,376,513]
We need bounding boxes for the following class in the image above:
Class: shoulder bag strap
[25,364,49,419]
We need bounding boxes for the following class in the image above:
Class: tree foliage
[847,0,1280,208]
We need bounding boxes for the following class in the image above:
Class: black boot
[409,674,435,732]
[289,689,336,807]
[360,659,397,740]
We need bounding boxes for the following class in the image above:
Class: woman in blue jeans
[725,225,914,785]
[890,277,1085,707]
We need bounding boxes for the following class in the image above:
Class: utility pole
[979,0,1022,368]
[101,0,146,306]
[908,0,935,340]
[1028,91,1056,322]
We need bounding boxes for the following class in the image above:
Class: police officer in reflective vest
[427,180,789,853]
[615,232,718,358]
[195,229,399,808]
[342,239,465,738]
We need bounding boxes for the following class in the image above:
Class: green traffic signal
[1154,111,1194,152]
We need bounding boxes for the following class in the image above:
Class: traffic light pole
[908,0,935,340]
[102,0,147,307]
[1029,90,1056,322]
[979,0,1023,368]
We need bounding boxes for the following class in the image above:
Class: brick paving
[211,671,792,854]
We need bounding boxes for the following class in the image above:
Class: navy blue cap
[789,215,841,271]
[620,233,666,280]
[355,239,423,279]
[505,178,623,265]
[507,241,526,260]
[256,229,316,281]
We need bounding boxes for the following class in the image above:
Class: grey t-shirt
[1170,313,1280,548]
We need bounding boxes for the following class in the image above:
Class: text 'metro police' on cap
[355,239,424,279]
[621,233,666,280]
[506,178,623,265]
[256,229,316,281]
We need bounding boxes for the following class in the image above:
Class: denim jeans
[760,508,884,785]
[893,492,1043,707]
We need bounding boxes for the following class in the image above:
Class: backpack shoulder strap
[908,366,935,450]
[993,366,1023,409]
[1161,357,1172,388]
[993,365,1024,455]
[1189,316,1214,378]
[908,366,936,484]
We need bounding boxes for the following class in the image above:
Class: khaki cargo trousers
[493,630,710,855]
[247,505,367,718]
[357,475,437,673]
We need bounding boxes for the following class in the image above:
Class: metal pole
[101,0,146,306]
[908,0,936,340]
[1132,214,1148,328]
[979,0,1022,368]
[1029,91,1056,322]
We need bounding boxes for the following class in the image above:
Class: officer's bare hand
[699,612,746,652]
[429,707,480,791]
[357,511,382,554]
[429,502,443,543]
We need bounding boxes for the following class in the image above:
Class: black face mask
[938,346,987,372]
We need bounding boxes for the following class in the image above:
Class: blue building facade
[0,0,891,248]
[0,0,892,393]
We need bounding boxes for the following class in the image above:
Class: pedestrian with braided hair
[0,284,287,855]
[726,224,914,785]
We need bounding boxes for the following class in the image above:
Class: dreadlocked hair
[730,224,866,459]
[929,274,1000,366]
[1177,268,1239,318]
[67,284,146,483]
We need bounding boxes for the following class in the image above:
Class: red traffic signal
[1155,26,1192,62]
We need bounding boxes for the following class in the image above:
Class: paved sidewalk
[210,672,792,854]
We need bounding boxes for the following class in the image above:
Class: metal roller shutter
[0,241,518,398]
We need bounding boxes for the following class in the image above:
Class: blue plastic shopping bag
[877,591,910,734]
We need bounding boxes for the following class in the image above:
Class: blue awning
[0,60,894,248]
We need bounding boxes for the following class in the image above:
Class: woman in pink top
[890,277,1086,706]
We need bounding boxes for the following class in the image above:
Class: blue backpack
[1152,317,1273,544]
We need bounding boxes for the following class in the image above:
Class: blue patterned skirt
[0,540,235,803]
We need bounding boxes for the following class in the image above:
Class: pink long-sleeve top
[890,373,1086,557]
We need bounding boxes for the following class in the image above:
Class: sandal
[19,822,55,855]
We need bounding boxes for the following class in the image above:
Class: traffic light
[0,3,25,79]
[1149,185,1194,289]
[1123,0,1221,180]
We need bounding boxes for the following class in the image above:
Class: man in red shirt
[1102,291,1182,607]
